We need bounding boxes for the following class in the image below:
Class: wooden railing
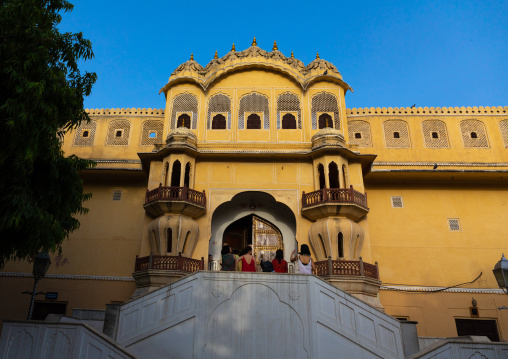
[135,253,204,272]
[314,257,379,280]
[145,185,206,206]
[302,186,368,208]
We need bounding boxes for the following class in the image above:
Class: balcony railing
[135,253,204,273]
[145,185,206,207]
[302,186,368,209]
[314,257,379,280]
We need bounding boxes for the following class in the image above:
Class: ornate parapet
[302,186,368,221]
[347,106,508,115]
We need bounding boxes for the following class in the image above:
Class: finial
[316,52,320,59]
[291,51,294,58]
[214,50,218,59]
[190,53,194,61]
[252,37,257,46]
[272,41,278,51]
[231,43,236,52]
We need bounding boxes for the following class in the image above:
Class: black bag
[260,260,274,272]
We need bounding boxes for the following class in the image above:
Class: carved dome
[165,127,197,149]
[311,128,346,149]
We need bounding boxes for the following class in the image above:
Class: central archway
[210,191,297,263]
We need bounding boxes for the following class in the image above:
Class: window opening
[212,114,227,129]
[82,130,89,138]
[167,228,172,253]
[115,130,123,138]
[281,113,296,129]
[328,162,339,188]
[112,190,122,201]
[318,113,333,129]
[391,196,403,208]
[354,132,362,139]
[184,162,191,188]
[246,113,261,129]
[318,233,327,258]
[470,132,478,139]
[182,231,191,254]
[318,164,325,189]
[448,218,461,231]
[148,131,156,138]
[342,164,348,188]
[177,114,191,128]
[164,163,169,186]
[171,160,181,187]
[455,319,500,342]
[431,131,439,139]
[393,132,400,139]
[338,232,344,258]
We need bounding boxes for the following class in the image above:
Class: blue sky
[61,1,508,110]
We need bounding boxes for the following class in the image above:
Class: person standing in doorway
[238,246,256,272]
[290,244,315,274]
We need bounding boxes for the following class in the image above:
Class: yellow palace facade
[1,40,507,343]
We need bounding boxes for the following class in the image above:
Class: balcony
[301,186,369,221]
[132,253,205,298]
[143,185,206,218]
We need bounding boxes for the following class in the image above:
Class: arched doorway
[223,214,283,262]
[210,191,296,263]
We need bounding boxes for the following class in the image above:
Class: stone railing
[145,185,206,207]
[302,186,368,209]
[134,253,204,273]
[314,257,379,280]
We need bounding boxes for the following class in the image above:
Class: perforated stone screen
[170,93,198,129]
[384,120,411,148]
[106,120,130,146]
[238,93,269,129]
[460,120,489,148]
[499,120,508,148]
[73,120,97,146]
[207,94,231,129]
[391,196,403,208]
[277,92,301,129]
[311,93,340,130]
[348,120,372,147]
[141,120,164,145]
[422,120,449,148]
[448,218,461,231]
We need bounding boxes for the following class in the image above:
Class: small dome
[166,127,197,140]
[311,128,345,149]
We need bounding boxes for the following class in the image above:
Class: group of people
[219,243,315,274]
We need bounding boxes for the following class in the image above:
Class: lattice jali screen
[106,120,131,146]
[238,93,270,129]
[141,120,164,145]
[207,94,231,129]
[460,120,489,148]
[499,120,508,148]
[347,120,372,147]
[170,93,198,129]
[422,120,449,148]
[311,92,340,130]
[276,92,301,129]
[73,120,97,146]
[383,120,411,148]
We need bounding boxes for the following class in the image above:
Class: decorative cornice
[347,106,508,115]
[381,285,504,294]
[85,108,165,116]
[373,162,508,168]
[0,272,135,282]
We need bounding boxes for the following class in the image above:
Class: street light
[23,252,51,320]
[493,254,508,295]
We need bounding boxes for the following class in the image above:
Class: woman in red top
[271,249,288,273]
[238,246,256,272]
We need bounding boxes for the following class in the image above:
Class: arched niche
[147,215,199,257]
[209,191,296,262]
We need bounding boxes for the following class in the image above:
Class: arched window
[318,164,325,189]
[177,114,191,128]
[211,114,226,129]
[167,228,172,253]
[247,114,261,129]
[338,232,344,258]
[171,160,181,187]
[184,162,191,188]
[318,113,333,129]
[328,162,339,188]
[281,113,297,129]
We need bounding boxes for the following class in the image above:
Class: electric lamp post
[23,252,51,320]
